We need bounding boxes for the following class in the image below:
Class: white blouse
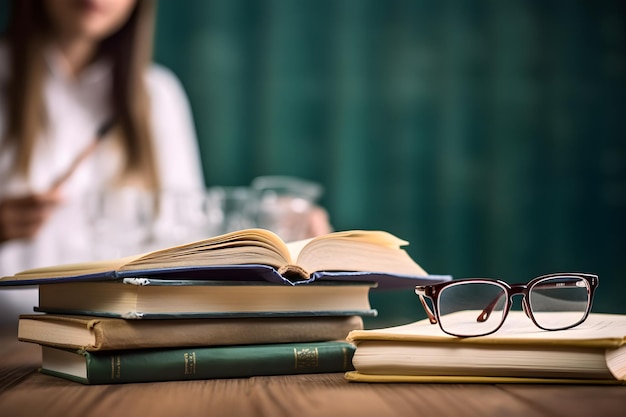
[0,44,205,319]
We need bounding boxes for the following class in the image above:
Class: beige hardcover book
[346,311,626,384]
[19,314,363,351]
[31,279,376,318]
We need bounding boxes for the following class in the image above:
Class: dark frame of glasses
[415,272,599,337]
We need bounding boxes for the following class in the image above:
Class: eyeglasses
[415,273,599,337]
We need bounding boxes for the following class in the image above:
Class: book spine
[75,341,354,384]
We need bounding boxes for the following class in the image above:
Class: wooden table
[1,330,625,417]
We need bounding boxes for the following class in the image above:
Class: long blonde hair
[4,0,160,190]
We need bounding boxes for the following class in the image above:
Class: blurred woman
[0,0,204,319]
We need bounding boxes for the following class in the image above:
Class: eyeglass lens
[437,282,508,336]
[529,275,590,330]
[437,276,590,336]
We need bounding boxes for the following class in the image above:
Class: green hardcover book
[40,341,356,384]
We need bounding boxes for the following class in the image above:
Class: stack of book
[345,311,626,384]
[1,228,449,384]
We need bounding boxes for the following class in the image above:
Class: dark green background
[2,0,625,327]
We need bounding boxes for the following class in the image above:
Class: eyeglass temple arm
[476,280,582,322]
[476,293,506,323]
[414,287,438,325]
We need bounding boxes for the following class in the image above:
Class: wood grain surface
[1,330,624,417]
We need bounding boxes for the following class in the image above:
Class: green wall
[153,0,625,327]
[2,0,624,327]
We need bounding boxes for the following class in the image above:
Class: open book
[0,229,448,288]
[345,311,626,384]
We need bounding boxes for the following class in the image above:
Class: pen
[49,118,115,192]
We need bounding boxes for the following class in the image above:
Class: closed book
[40,341,356,384]
[346,312,626,384]
[33,279,376,318]
[19,314,363,351]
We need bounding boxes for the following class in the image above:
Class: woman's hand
[0,192,63,243]
[256,197,333,242]
[305,205,333,238]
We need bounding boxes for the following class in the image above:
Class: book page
[288,230,427,276]
[286,230,410,259]
[123,228,291,271]
[351,341,619,380]
[284,238,314,261]
[348,312,626,348]
[4,255,139,281]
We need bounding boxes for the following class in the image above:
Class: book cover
[346,312,626,384]
[41,341,356,384]
[19,314,364,351]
